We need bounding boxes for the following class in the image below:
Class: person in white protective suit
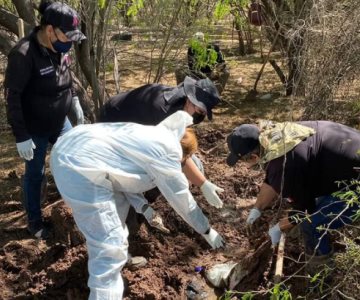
[50,111,224,299]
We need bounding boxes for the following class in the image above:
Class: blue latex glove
[246,208,261,225]
[246,208,262,236]
[71,96,84,125]
[16,139,36,160]
[268,223,282,246]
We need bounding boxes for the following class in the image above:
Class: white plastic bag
[205,262,237,288]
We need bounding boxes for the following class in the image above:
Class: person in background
[4,0,86,239]
[99,76,225,223]
[187,31,226,77]
[50,111,225,299]
[184,32,230,94]
[226,120,360,277]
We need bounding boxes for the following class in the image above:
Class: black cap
[226,124,260,166]
[183,76,220,120]
[41,2,86,42]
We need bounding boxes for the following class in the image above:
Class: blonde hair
[180,128,198,159]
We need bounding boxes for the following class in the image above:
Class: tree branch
[12,0,37,28]
[269,59,287,85]
[0,31,16,55]
[0,7,32,36]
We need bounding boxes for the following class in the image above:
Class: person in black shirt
[183,32,229,94]
[99,76,224,270]
[226,121,360,270]
[99,76,225,218]
[99,76,219,125]
[4,1,86,239]
[187,32,225,77]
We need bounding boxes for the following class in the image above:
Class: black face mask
[192,112,206,124]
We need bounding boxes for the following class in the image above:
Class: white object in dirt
[236,77,243,85]
[205,261,249,289]
[205,262,237,288]
[259,93,272,100]
[228,262,249,290]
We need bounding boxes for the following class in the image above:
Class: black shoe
[28,222,50,240]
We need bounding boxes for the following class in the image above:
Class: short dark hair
[240,144,261,160]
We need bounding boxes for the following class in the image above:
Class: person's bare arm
[279,214,295,231]
[182,157,206,186]
[254,182,278,210]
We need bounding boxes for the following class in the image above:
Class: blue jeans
[300,195,359,255]
[23,118,72,230]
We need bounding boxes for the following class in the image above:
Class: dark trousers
[300,195,359,255]
[23,117,72,231]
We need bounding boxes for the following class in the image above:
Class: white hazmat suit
[50,111,223,299]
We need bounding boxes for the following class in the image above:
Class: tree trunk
[0,31,16,55]
[95,0,113,76]
[269,59,286,85]
[0,7,32,36]
[153,1,184,83]
[234,20,245,56]
[286,47,304,96]
[12,0,37,28]
[76,0,105,117]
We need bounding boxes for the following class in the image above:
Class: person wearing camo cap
[226,120,360,276]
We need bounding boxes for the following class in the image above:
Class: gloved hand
[246,208,262,235]
[246,208,261,225]
[16,139,36,161]
[143,206,170,234]
[202,228,225,249]
[200,180,224,208]
[71,96,84,125]
[268,223,282,246]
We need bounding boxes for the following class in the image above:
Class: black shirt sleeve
[264,157,284,194]
[4,49,33,143]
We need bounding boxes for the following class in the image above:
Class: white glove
[268,223,282,246]
[200,180,224,208]
[246,208,261,225]
[71,96,84,125]
[202,228,225,249]
[16,139,36,161]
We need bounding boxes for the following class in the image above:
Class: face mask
[52,40,73,53]
[192,112,206,124]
